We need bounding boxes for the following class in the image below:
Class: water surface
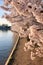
[0,30,18,65]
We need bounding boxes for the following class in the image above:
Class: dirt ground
[8,38,43,65]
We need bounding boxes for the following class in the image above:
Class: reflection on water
[0,30,17,65]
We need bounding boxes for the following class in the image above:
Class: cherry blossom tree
[0,0,43,60]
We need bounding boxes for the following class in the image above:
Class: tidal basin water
[0,30,18,65]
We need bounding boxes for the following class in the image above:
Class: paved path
[8,38,43,65]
